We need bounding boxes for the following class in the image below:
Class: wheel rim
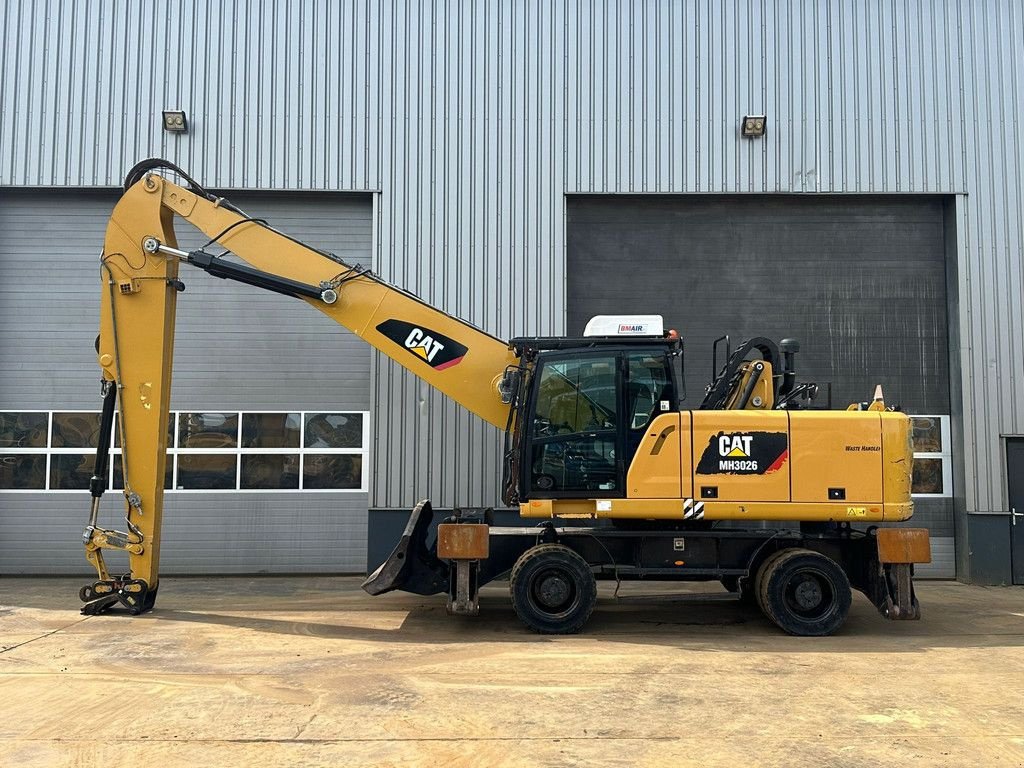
[783,568,836,621]
[529,567,579,617]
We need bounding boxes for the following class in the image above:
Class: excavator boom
[82,161,516,613]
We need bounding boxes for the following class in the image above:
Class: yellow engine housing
[521,410,914,523]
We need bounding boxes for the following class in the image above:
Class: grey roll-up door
[567,195,954,578]
[0,189,374,575]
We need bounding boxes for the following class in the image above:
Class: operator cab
[502,315,682,504]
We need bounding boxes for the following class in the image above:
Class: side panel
[626,413,681,499]
[691,411,790,502]
[790,412,883,504]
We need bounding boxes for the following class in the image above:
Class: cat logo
[718,434,753,458]
[376,319,468,370]
[404,327,444,362]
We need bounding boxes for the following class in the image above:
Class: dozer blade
[361,499,450,596]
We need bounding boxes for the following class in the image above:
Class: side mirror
[498,367,522,405]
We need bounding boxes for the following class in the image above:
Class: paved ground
[1,577,1022,767]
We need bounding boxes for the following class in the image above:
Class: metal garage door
[0,189,374,575]
[567,195,954,577]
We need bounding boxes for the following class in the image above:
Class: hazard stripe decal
[682,499,705,520]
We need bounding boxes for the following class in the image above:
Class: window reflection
[242,413,300,448]
[0,413,48,449]
[531,436,617,493]
[533,359,617,436]
[51,413,104,448]
[627,353,670,430]
[911,457,943,495]
[910,417,943,453]
[303,454,362,489]
[179,412,238,449]
[304,413,363,448]
[177,454,237,490]
[241,454,299,489]
[50,454,94,490]
[0,454,46,489]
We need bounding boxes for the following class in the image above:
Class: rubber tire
[753,548,792,615]
[510,544,597,634]
[757,548,852,637]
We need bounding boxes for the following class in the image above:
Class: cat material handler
[81,160,930,635]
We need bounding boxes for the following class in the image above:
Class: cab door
[524,352,623,497]
[623,350,683,499]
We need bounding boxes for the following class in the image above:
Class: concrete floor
[1,578,1022,767]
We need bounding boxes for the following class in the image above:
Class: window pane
[114,413,175,448]
[177,454,237,489]
[241,454,300,489]
[912,457,944,495]
[531,436,618,492]
[50,454,94,490]
[178,412,238,449]
[113,455,172,491]
[304,413,363,448]
[534,357,617,436]
[910,417,943,453]
[242,413,300,448]
[0,454,46,489]
[52,412,102,448]
[0,412,48,448]
[303,454,362,489]
[627,353,670,430]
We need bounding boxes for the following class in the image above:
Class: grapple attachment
[361,500,449,596]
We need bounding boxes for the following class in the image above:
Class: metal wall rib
[1,0,1021,514]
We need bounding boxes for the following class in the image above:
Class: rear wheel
[757,548,851,636]
[510,544,597,634]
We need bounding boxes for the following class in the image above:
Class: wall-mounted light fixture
[162,110,188,134]
[741,114,766,138]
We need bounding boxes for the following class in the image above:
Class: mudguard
[361,500,450,596]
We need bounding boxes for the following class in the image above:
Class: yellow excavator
[80,159,930,635]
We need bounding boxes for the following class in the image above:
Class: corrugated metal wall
[1,0,1022,517]
[170,191,375,410]
[0,191,373,410]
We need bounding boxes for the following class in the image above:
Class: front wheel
[509,544,597,634]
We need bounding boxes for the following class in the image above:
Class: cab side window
[626,352,671,431]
